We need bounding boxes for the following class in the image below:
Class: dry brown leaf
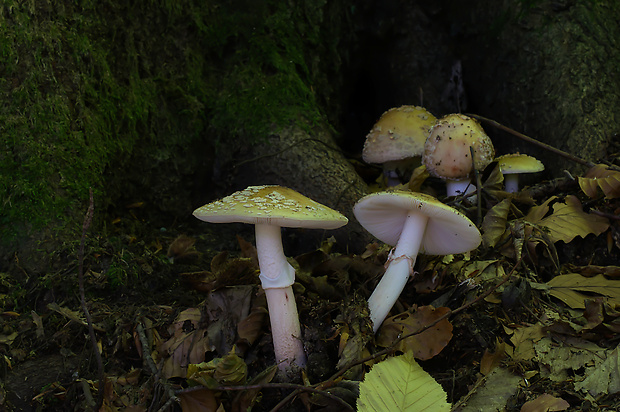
[480,339,506,375]
[520,393,570,412]
[377,306,452,360]
[527,195,609,243]
[578,164,620,199]
[178,388,220,412]
[547,273,620,309]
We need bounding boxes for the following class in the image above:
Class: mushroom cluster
[193,185,348,377]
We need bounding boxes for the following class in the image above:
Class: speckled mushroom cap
[193,185,348,229]
[362,106,437,164]
[496,154,544,174]
[353,191,481,255]
[423,114,495,180]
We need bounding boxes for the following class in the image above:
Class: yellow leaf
[357,352,450,411]
[578,164,620,199]
[547,273,620,309]
[533,195,609,243]
[481,199,511,248]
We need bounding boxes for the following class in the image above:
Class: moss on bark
[0,0,355,261]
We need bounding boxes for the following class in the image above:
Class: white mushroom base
[264,286,307,372]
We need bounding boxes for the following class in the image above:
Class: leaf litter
[7,153,620,411]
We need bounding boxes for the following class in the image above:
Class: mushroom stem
[264,286,306,371]
[368,212,429,333]
[503,174,520,193]
[446,178,475,197]
[254,224,306,373]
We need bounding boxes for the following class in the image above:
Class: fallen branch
[466,113,596,169]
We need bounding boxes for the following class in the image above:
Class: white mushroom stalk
[354,191,481,333]
[445,178,476,197]
[254,224,304,371]
[367,212,429,332]
[503,174,521,193]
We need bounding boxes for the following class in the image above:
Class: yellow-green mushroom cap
[363,106,437,164]
[496,154,545,175]
[193,185,348,229]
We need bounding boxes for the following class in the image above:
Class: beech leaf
[578,164,620,199]
[574,346,620,396]
[547,273,620,309]
[527,195,609,243]
[520,394,570,412]
[377,306,452,360]
[357,352,450,412]
[481,199,511,248]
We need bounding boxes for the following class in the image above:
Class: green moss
[0,0,344,247]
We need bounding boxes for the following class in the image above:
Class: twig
[78,189,104,411]
[178,383,354,412]
[466,113,596,168]
[134,322,179,412]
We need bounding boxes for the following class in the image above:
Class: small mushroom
[354,191,481,332]
[496,154,545,193]
[193,185,348,376]
[423,114,494,196]
[363,106,437,186]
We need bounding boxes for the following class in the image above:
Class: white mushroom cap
[362,106,437,164]
[193,185,348,229]
[423,113,495,180]
[496,154,545,175]
[353,191,481,255]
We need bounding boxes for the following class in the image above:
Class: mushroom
[353,191,481,332]
[193,185,348,376]
[423,113,494,196]
[363,106,437,186]
[496,154,545,193]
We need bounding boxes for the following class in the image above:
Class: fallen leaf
[457,367,521,412]
[578,164,620,199]
[481,199,511,248]
[504,324,545,362]
[231,365,278,412]
[534,336,605,382]
[178,388,219,412]
[574,346,620,396]
[520,393,570,412]
[188,348,247,387]
[547,273,620,309]
[480,339,506,376]
[377,306,452,360]
[407,165,430,192]
[527,195,609,243]
[357,352,450,412]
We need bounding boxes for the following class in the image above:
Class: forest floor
[3,161,620,412]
